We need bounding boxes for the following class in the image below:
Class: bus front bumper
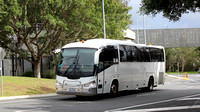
[56,87,97,96]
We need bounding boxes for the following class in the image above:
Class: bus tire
[110,81,118,97]
[147,77,154,92]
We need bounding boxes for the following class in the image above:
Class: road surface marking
[178,97,200,101]
[0,95,77,104]
[111,105,200,112]
[105,93,200,112]
[0,99,40,104]
[15,108,43,112]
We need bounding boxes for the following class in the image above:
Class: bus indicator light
[81,40,85,43]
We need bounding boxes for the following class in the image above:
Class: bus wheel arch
[110,79,119,97]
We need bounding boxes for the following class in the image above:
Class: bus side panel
[97,71,104,94]
[143,62,165,87]
[102,64,119,94]
[158,62,165,84]
[118,62,142,91]
[143,62,154,87]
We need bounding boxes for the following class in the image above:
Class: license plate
[69,88,76,92]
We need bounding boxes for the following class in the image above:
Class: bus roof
[62,39,164,49]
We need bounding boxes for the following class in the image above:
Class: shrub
[43,70,56,79]
[22,71,34,77]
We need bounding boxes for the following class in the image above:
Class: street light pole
[137,14,147,44]
[0,48,3,96]
[136,16,143,44]
[1,60,3,96]
[136,17,140,44]
[102,0,106,39]
[143,15,146,45]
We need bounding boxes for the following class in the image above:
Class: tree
[0,0,132,78]
[165,48,177,72]
[166,47,197,72]
[178,48,194,72]
[192,47,200,70]
[140,0,200,21]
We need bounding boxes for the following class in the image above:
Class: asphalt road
[0,74,200,112]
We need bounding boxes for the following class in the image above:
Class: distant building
[123,29,136,41]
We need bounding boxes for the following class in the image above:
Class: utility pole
[102,0,106,39]
[143,15,146,45]
[0,48,3,96]
[137,16,143,44]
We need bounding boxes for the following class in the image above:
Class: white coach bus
[56,39,165,96]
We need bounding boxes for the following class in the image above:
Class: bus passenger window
[119,45,127,62]
[132,46,140,62]
[144,48,151,62]
[98,45,118,73]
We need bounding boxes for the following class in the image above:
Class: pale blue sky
[129,0,200,29]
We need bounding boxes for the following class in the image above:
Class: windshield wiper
[63,50,82,76]
[72,56,84,76]
[62,57,77,76]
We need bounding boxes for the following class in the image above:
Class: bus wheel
[147,77,154,91]
[110,82,118,97]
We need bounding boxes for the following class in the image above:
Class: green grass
[167,71,198,74]
[0,76,56,97]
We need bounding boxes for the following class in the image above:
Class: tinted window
[144,48,151,62]
[119,45,141,62]
[119,45,128,62]
[132,46,140,62]
[126,46,132,62]
[148,47,164,62]
[149,48,158,62]
[119,45,164,62]
[137,47,145,62]
[98,45,118,73]
[160,48,164,62]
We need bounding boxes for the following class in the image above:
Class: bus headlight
[83,81,96,88]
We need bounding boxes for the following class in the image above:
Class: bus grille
[63,80,82,88]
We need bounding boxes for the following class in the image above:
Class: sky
[128,0,200,30]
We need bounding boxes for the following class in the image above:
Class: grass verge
[0,76,56,97]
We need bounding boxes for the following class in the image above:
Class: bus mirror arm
[50,55,54,61]
[50,49,61,61]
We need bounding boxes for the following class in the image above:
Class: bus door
[97,45,119,94]
[97,67,104,94]
[97,51,105,94]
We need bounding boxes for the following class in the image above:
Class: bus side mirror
[50,49,61,61]
[94,50,100,65]
[52,49,61,54]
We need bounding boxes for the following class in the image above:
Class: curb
[0,93,57,101]
[166,74,189,80]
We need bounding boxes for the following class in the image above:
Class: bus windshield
[56,48,97,79]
